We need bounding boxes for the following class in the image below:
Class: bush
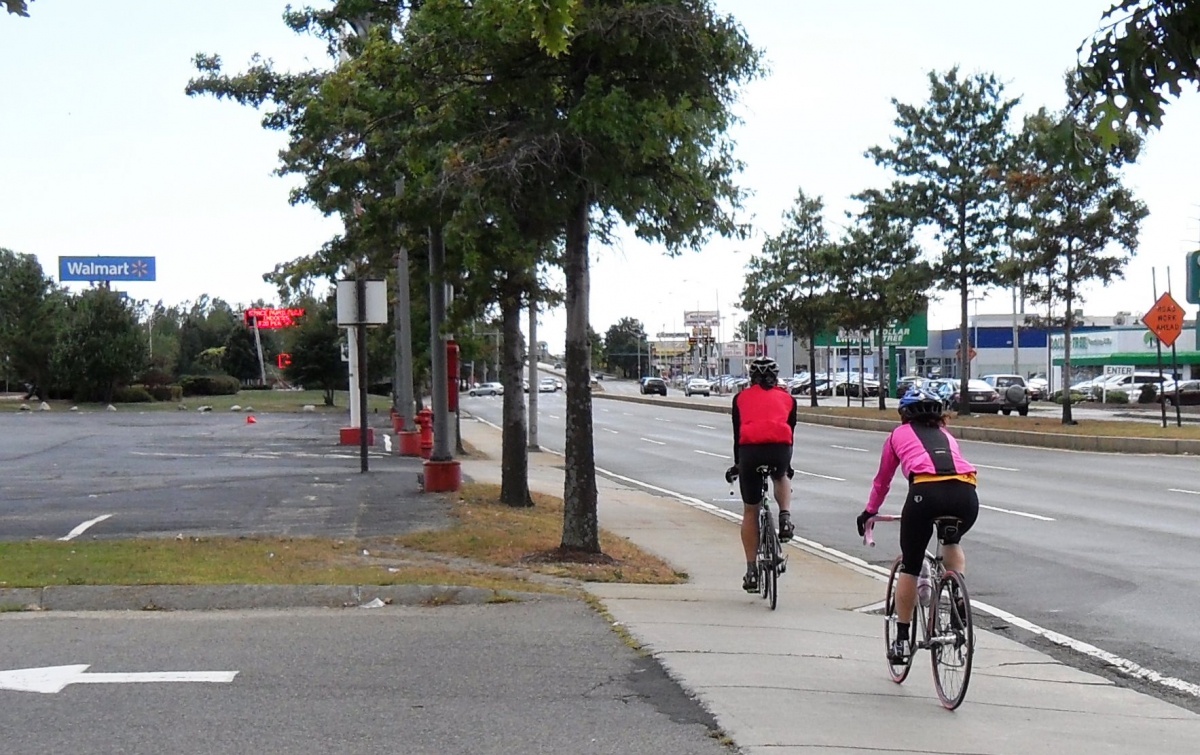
[240,383,273,391]
[112,386,153,403]
[367,381,394,397]
[145,384,183,402]
[1103,391,1129,404]
[1137,384,1158,404]
[179,374,240,396]
[1052,390,1087,404]
[137,369,173,388]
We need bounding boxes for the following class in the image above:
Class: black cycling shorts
[737,443,792,506]
[899,479,979,576]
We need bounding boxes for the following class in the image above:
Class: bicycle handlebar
[862,514,901,547]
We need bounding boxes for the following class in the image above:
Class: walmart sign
[59,256,156,283]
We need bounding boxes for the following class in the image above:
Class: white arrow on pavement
[0,665,239,694]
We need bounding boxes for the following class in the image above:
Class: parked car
[932,379,1001,413]
[1026,377,1049,401]
[684,378,711,397]
[1104,372,1170,400]
[896,375,926,397]
[981,374,1031,417]
[640,377,668,396]
[538,377,558,393]
[1158,379,1200,406]
[468,382,504,397]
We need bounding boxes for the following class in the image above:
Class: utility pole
[393,178,415,431]
[428,226,453,461]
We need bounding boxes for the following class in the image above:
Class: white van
[1105,372,1168,399]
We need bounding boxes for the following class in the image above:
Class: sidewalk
[459,417,1200,754]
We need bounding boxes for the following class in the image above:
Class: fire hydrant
[416,408,434,460]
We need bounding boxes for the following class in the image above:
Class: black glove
[856,509,873,537]
[725,465,739,484]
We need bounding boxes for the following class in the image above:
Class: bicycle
[863,514,974,710]
[729,465,788,610]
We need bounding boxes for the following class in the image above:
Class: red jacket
[732,385,797,451]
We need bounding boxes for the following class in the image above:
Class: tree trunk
[807,331,818,408]
[958,274,972,416]
[324,388,335,407]
[1061,246,1075,425]
[499,295,533,507]
[560,192,600,553]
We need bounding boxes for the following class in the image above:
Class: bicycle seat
[932,516,964,542]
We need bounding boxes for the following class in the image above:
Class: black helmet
[748,357,779,387]
[898,387,944,421]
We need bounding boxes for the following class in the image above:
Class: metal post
[347,320,361,431]
[252,317,267,385]
[394,179,416,431]
[1153,269,1167,429]
[1169,267,1183,427]
[1012,285,1020,376]
[428,226,452,461]
[528,298,539,451]
[356,275,369,473]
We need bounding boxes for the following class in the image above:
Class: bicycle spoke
[930,572,973,710]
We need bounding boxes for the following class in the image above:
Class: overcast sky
[3,1,1198,356]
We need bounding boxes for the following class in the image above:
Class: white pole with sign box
[337,278,389,470]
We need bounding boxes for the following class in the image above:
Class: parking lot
[0,411,443,542]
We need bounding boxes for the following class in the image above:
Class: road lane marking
[59,514,113,541]
[980,504,1055,521]
[603,428,620,434]
[793,470,846,482]
[694,450,726,458]
[548,414,560,419]
[382,434,392,453]
[976,463,1019,472]
[623,412,633,416]
[697,424,717,430]
[654,417,672,423]
[830,445,869,453]
[575,464,1200,702]
[640,438,666,445]
[0,665,239,694]
[1169,488,1200,496]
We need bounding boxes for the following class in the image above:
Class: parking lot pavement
[0,602,729,755]
[0,412,446,541]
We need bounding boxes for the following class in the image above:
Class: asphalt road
[0,601,727,755]
[466,388,1200,699]
[0,412,441,541]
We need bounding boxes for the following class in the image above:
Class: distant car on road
[640,377,668,396]
[1158,379,1200,406]
[684,378,711,397]
[538,377,558,393]
[468,382,504,397]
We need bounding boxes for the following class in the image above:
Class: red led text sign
[244,308,306,329]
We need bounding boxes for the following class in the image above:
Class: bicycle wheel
[929,570,973,710]
[757,508,774,601]
[884,556,913,683]
[763,527,780,611]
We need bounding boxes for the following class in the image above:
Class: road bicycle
[729,465,788,610]
[864,514,974,710]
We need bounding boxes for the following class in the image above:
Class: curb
[0,584,567,612]
[593,392,1200,455]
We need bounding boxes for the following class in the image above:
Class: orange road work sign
[1141,292,1185,347]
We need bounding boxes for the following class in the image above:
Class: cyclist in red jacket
[725,357,797,592]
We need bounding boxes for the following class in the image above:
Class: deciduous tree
[0,249,62,399]
[55,289,147,404]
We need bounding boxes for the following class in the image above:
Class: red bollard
[416,408,434,460]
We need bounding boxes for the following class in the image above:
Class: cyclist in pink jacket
[856,388,979,663]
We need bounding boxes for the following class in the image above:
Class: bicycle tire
[764,526,780,611]
[930,570,973,710]
[884,556,913,683]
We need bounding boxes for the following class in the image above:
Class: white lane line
[976,463,1019,472]
[981,504,1055,521]
[831,445,869,453]
[623,412,633,417]
[697,424,717,430]
[654,417,672,423]
[382,434,393,453]
[793,469,846,482]
[548,414,561,419]
[640,438,666,446]
[693,450,726,459]
[603,428,620,435]
[1169,488,1200,496]
[601,409,611,413]
[579,465,1200,702]
[59,514,113,542]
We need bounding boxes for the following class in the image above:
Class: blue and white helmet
[898,387,944,420]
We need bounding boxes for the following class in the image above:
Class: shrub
[179,374,240,396]
[240,383,273,391]
[367,381,394,397]
[1137,384,1158,404]
[1103,391,1129,404]
[1052,391,1086,404]
[138,369,173,387]
[146,384,183,402]
[112,386,153,403]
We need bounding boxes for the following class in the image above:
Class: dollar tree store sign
[814,310,928,348]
